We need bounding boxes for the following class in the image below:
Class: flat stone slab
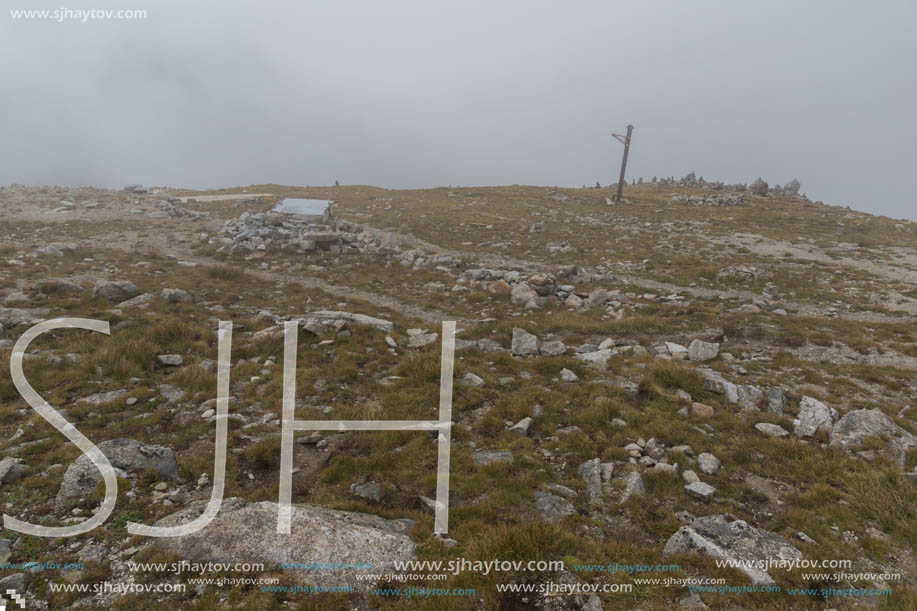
[154,498,415,588]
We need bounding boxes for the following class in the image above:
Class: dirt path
[4,188,911,327]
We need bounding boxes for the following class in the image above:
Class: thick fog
[2,0,914,218]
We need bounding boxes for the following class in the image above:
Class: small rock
[688,339,719,362]
[407,332,438,348]
[767,387,787,415]
[159,384,186,402]
[77,544,109,564]
[509,417,533,435]
[794,396,839,437]
[539,340,567,356]
[697,453,721,475]
[534,491,575,521]
[156,354,183,367]
[161,288,193,303]
[665,342,688,357]
[685,481,716,502]
[620,471,644,502]
[472,450,513,466]
[511,327,540,356]
[578,458,603,504]
[755,423,789,437]
[559,368,579,382]
[679,592,708,609]
[350,481,381,503]
[460,372,484,387]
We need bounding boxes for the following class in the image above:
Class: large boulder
[0,457,29,485]
[0,308,39,329]
[93,280,141,302]
[663,515,802,585]
[35,243,76,256]
[829,409,917,466]
[35,278,84,295]
[57,439,178,500]
[154,498,415,587]
[794,396,839,438]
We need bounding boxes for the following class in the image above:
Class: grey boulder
[472,449,513,466]
[687,339,719,362]
[511,327,540,356]
[684,481,716,502]
[663,515,802,585]
[829,409,917,466]
[93,280,141,302]
[161,288,194,303]
[58,439,178,500]
[35,277,84,294]
[534,491,575,521]
[697,453,721,475]
[36,243,76,256]
[755,423,790,437]
[0,457,29,485]
[794,396,839,438]
[154,498,414,587]
[578,458,603,504]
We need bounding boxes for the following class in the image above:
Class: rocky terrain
[0,180,915,609]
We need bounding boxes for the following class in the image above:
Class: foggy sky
[2,1,915,219]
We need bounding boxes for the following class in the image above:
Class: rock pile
[215,211,457,270]
[640,174,806,199]
[670,193,745,206]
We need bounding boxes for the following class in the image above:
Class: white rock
[794,396,839,437]
[697,453,721,475]
[685,481,716,502]
[755,423,789,437]
[460,373,484,387]
[688,339,719,362]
